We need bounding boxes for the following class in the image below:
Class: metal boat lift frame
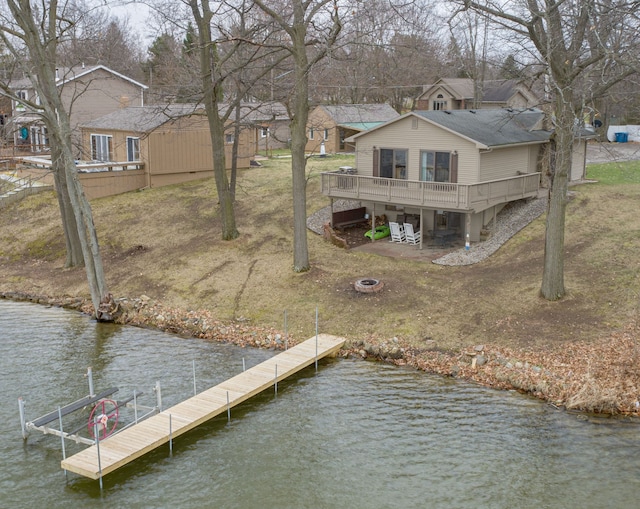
[18,367,160,447]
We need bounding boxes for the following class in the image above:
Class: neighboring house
[76,104,252,198]
[321,108,591,247]
[415,78,539,111]
[306,104,400,154]
[241,101,290,153]
[7,65,147,154]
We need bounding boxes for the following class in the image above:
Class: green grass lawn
[587,160,640,184]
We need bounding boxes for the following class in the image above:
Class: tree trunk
[190,0,238,240]
[289,34,311,272]
[53,118,113,319]
[51,146,83,267]
[6,0,113,319]
[541,91,574,300]
[230,102,242,201]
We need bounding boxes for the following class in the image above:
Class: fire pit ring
[354,278,384,293]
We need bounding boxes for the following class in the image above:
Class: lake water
[1,300,639,508]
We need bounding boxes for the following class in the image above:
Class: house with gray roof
[78,104,253,197]
[321,108,590,247]
[241,101,291,153]
[305,103,399,154]
[7,64,147,155]
[415,78,539,111]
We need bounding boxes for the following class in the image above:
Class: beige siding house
[77,104,252,198]
[306,104,399,154]
[415,78,539,111]
[321,108,590,247]
[8,65,147,155]
[242,101,290,153]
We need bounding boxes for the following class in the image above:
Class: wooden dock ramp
[61,334,345,480]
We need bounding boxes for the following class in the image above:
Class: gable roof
[418,78,531,104]
[349,108,551,148]
[420,78,475,100]
[316,104,399,127]
[10,65,148,91]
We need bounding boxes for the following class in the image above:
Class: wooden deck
[321,171,541,213]
[60,334,345,480]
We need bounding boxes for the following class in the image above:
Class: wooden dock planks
[60,334,345,480]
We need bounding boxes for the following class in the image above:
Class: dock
[60,334,345,480]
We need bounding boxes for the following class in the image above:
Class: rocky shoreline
[4,290,639,418]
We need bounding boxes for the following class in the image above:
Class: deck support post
[87,367,95,397]
[155,381,162,411]
[133,390,139,423]
[315,308,319,371]
[226,391,231,422]
[169,414,173,455]
[275,365,278,395]
[94,418,103,491]
[192,360,197,396]
[284,310,288,350]
[18,397,27,440]
[58,406,67,478]
[242,358,246,372]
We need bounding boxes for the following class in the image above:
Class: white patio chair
[404,223,421,245]
[389,222,406,243]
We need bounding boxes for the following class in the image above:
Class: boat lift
[18,367,161,447]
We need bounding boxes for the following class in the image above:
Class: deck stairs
[0,172,53,209]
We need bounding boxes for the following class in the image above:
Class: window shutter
[450,152,458,183]
[373,147,380,177]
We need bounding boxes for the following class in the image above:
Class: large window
[308,127,314,140]
[380,148,407,179]
[420,151,451,182]
[126,137,140,161]
[91,134,112,162]
[433,93,447,111]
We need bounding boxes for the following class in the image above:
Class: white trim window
[261,127,269,138]
[420,150,451,182]
[15,90,28,112]
[323,128,329,141]
[126,136,140,161]
[91,134,113,162]
[379,148,408,179]
[225,133,235,144]
[433,94,448,111]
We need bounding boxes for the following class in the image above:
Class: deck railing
[16,156,143,173]
[321,171,540,212]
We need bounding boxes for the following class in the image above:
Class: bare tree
[1,0,114,319]
[252,0,342,272]
[448,7,490,107]
[184,0,239,240]
[57,2,145,80]
[454,0,640,300]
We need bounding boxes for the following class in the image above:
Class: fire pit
[354,278,384,293]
